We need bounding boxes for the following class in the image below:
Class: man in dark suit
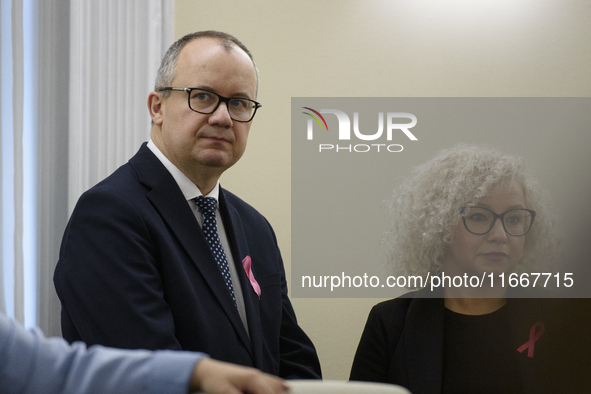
[54,31,321,379]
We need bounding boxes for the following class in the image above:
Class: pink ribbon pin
[242,256,261,299]
[517,321,545,358]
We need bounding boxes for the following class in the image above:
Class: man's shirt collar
[147,139,220,202]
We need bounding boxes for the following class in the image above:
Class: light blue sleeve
[0,313,207,394]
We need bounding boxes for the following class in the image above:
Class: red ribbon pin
[517,321,545,358]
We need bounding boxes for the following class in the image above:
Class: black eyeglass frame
[460,206,536,237]
[158,87,262,123]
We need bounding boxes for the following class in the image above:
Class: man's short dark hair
[154,30,258,97]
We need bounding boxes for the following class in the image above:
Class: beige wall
[175,0,591,379]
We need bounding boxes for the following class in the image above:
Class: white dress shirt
[147,140,249,333]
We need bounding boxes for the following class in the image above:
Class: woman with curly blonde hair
[349,144,576,394]
[383,144,555,290]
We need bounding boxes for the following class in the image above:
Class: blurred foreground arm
[191,358,289,394]
[0,313,287,394]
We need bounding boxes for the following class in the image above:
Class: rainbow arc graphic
[302,107,329,131]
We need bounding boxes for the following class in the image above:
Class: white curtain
[1,0,41,329]
[1,0,173,336]
[69,0,174,210]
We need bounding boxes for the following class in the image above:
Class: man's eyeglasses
[460,206,536,236]
[158,87,262,123]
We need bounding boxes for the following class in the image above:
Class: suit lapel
[129,144,251,353]
[404,296,445,394]
[219,189,264,368]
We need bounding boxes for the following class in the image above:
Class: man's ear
[148,91,164,126]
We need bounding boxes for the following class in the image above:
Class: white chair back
[286,380,412,394]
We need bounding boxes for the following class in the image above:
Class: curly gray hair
[383,144,556,285]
